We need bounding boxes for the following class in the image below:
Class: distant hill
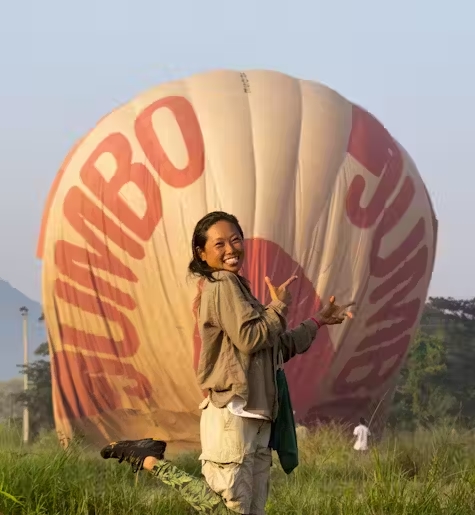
[0,279,45,380]
[0,377,23,421]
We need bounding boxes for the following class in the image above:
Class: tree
[389,297,475,429]
[388,329,456,429]
[423,297,475,424]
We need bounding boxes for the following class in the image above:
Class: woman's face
[199,220,245,274]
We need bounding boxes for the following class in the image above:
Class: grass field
[1,423,474,514]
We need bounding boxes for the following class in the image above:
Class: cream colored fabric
[36,69,437,447]
[199,396,272,514]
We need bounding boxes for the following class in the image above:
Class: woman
[189,211,353,515]
[100,211,354,515]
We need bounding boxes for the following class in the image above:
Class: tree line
[388,297,475,429]
[5,297,475,438]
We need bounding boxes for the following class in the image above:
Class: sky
[0,0,473,302]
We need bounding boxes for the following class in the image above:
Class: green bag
[269,351,299,474]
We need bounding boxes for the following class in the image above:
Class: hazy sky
[0,0,472,302]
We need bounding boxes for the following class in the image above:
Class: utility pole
[19,306,29,445]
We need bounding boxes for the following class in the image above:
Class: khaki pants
[199,397,272,515]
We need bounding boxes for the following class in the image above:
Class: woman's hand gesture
[315,296,355,326]
[265,275,298,305]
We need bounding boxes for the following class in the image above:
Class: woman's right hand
[265,275,298,305]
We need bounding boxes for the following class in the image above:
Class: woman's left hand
[314,296,355,326]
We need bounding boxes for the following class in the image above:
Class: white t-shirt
[353,424,370,450]
[227,396,270,420]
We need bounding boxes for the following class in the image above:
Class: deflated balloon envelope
[37,69,437,448]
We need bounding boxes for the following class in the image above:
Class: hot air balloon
[37,69,437,450]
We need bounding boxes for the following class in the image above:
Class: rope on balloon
[367,389,391,439]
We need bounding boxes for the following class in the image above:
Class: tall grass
[1,422,474,514]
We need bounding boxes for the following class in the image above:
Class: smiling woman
[184,210,354,515]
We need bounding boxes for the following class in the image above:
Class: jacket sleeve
[278,319,319,363]
[213,272,288,354]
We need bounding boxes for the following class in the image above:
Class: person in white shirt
[353,417,371,451]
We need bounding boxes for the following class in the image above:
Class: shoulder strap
[277,348,284,370]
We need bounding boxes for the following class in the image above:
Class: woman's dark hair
[360,417,367,425]
[188,211,245,283]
